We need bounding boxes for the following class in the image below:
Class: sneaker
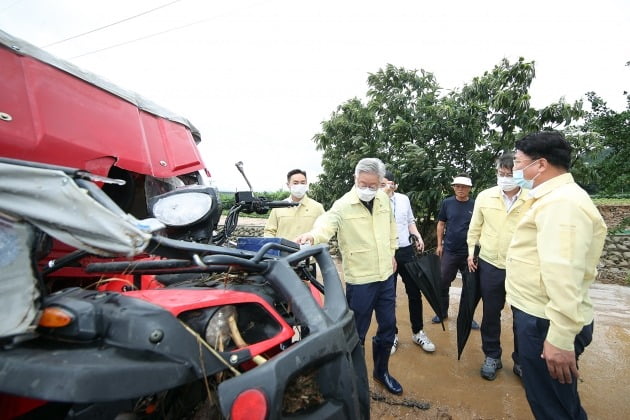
[471,320,480,330]
[480,356,503,381]
[390,335,399,355]
[513,363,523,378]
[412,330,436,352]
[431,315,447,324]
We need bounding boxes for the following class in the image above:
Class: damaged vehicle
[0,30,369,420]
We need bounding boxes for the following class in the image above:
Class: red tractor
[0,30,369,420]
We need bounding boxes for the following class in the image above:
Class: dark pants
[513,307,593,420]
[478,259,508,359]
[439,251,468,318]
[346,275,397,348]
[395,245,424,334]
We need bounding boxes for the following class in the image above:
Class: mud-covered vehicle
[0,30,369,420]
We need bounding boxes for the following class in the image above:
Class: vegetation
[308,58,586,242]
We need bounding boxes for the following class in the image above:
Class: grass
[593,198,630,205]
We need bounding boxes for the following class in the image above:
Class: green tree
[576,90,630,194]
[309,58,584,245]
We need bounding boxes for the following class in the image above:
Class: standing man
[295,158,402,395]
[506,132,606,419]
[467,153,532,380]
[433,174,477,326]
[381,171,435,354]
[264,169,325,240]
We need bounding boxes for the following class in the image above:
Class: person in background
[433,174,478,329]
[506,132,606,419]
[467,153,531,381]
[295,158,402,395]
[381,170,435,354]
[264,169,325,240]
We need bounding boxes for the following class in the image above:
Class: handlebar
[234,191,298,214]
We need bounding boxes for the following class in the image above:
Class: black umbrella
[456,245,481,360]
[404,237,445,331]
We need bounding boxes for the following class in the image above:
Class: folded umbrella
[456,245,481,360]
[404,236,445,331]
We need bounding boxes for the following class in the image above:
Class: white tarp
[0,217,40,337]
[0,162,151,257]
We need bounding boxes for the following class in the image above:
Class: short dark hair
[286,169,306,182]
[497,152,515,170]
[384,170,396,183]
[515,132,572,170]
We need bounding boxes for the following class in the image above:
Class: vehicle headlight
[152,192,213,226]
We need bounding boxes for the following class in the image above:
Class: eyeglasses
[512,158,540,166]
[512,159,533,166]
[497,171,513,177]
[357,184,379,191]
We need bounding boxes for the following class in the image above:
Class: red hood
[0,30,205,178]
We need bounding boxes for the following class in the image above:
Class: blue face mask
[512,159,539,189]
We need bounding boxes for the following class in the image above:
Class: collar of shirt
[528,173,574,199]
[501,188,522,211]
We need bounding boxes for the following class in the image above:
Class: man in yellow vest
[296,158,402,395]
[506,132,606,419]
[467,152,531,381]
[264,169,325,240]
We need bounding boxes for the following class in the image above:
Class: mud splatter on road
[365,277,630,419]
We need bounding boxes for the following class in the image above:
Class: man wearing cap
[433,173,476,324]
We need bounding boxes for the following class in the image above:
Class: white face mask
[497,176,519,192]
[356,186,377,202]
[290,184,308,199]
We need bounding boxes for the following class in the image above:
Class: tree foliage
[573,90,630,194]
[309,58,584,244]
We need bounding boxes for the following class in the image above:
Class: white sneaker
[412,330,436,352]
[390,335,399,355]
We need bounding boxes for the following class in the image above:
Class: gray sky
[1,0,628,191]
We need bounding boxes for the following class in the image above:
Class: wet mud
[366,278,630,419]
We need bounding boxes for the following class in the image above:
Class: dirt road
[366,277,630,419]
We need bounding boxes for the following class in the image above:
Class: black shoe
[432,315,447,324]
[513,363,523,378]
[471,320,480,330]
[480,356,503,381]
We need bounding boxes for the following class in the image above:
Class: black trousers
[395,245,425,334]
[438,251,468,318]
[513,307,592,420]
[478,258,508,359]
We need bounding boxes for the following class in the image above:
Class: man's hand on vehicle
[295,233,314,246]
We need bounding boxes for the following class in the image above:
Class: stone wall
[597,205,630,284]
[600,234,630,275]
[224,204,629,283]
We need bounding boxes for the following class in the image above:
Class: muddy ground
[232,218,629,418]
[365,276,630,419]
